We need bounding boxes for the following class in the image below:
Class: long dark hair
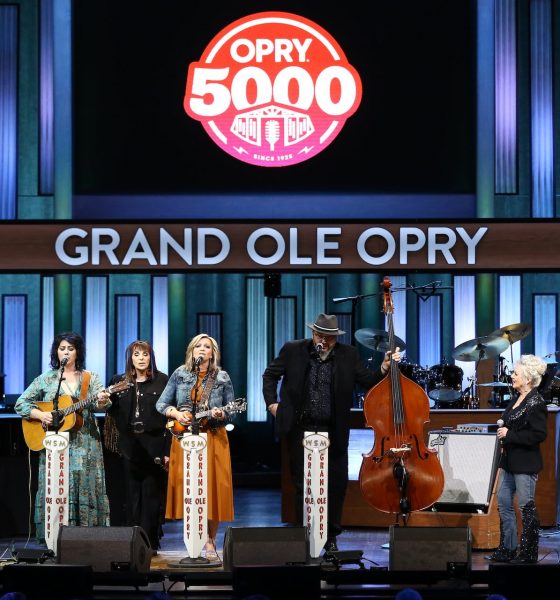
[124,340,157,382]
[49,331,86,370]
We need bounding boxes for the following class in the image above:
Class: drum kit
[355,322,533,409]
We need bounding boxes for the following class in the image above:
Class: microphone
[60,357,69,367]
[497,419,504,445]
[154,457,167,471]
[315,342,324,353]
[194,356,203,368]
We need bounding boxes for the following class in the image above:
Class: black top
[263,339,384,451]
[108,370,169,462]
[499,388,548,474]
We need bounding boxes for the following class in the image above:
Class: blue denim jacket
[156,366,235,427]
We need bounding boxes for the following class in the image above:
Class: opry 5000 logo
[184,12,362,167]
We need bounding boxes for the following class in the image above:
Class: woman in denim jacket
[157,334,235,560]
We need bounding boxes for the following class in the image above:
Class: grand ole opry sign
[0,221,556,272]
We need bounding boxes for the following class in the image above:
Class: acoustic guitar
[22,380,131,451]
[166,398,247,437]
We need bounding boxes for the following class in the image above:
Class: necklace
[134,381,141,419]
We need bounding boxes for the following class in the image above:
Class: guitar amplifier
[428,430,499,507]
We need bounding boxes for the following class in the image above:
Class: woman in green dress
[15,331,111,541]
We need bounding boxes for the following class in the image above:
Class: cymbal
[478,381,511,388]
[355,328,406,353]
[490,322,532,344]
[452,335,509,362]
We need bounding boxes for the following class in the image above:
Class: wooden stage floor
[2,487,560,599]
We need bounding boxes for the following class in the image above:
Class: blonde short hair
[516,354,547,388]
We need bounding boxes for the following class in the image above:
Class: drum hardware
[489,322,532,369]
[452,331,517,409]
[355,328,407,353]
[489,322,532,345]
[547,376,560,405]
[399,360,429,384]
[451,334,509,362]
[427,364,464,403]
[461,377,479,409]
[537,362,560,404]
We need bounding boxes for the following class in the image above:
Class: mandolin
[166,398,247,437]
[22,380,131,451]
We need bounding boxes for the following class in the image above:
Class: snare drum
[427,364,463,402]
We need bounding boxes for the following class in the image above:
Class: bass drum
[427,364,463,403]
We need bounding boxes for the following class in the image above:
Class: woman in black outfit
[486,353,548,564]
[108,340,169,552]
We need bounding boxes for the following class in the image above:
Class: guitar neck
[194,399,245,420]
[57,383,119,417]
[59,396,93,417]
[194,408,212,420]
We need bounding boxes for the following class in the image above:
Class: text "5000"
[187,65,358,117]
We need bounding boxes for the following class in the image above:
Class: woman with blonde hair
[157,334,235,560]
[486,354,548,564]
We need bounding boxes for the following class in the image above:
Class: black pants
[287,428,348,539]
[123,440,167,549]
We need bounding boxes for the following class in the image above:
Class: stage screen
[73,0,476,218]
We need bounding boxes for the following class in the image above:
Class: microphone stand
[191,362,201,436]
[52,362,66,433]
[331,293,378,345]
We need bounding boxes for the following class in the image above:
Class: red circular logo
[184,12,363,167]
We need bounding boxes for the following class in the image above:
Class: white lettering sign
[303,432,330,558]
[182,433,208,559]
[44,431,69,552]
[53,225,488,268]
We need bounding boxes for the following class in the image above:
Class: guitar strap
[79,370,92,402]
[197,369,218,411]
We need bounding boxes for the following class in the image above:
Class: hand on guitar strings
[210,407,225,420]
[175,409,192,426]
[95,390,111,409]
[40,410,54,426]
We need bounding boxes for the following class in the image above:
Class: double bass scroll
[358,277,444,519]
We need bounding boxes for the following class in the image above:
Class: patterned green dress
[15,369,111,540]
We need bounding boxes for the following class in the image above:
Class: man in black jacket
[263,313,399,552]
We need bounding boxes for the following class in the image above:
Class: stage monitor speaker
[428,430,499,508]
[2,564,93,599]
[223,526,309,572]
[389,526,471,571]
[489,564,560,599]
[232,565,321,600]
[56,525,151,573]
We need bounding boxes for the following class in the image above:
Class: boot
[510,501,539,564]
[484,521,516,562]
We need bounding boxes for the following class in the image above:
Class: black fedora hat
[306,313,346,336]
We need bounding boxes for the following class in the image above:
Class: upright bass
[359,277,444,519]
